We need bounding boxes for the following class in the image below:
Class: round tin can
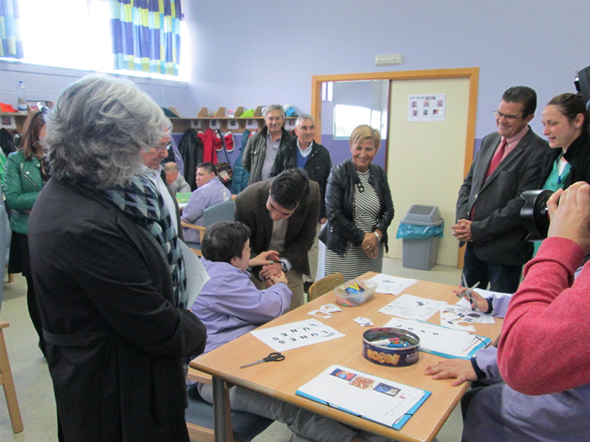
[362,327,420,367]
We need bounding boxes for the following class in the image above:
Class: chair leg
[0,322,24,433]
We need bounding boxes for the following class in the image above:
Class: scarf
[102,174,188,308]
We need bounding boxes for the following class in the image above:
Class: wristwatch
[280,261,288,273]
[373,231,381,242]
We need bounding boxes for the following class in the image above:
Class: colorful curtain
[109,0,182,76]
[0,0,24,59]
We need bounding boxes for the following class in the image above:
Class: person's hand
[453,285,488,312]
[269,271,288,286]
[452,219,473,242]
[424,359,477,386]
[259,262,282,279]
[547,182,590,254]
[320,217,328,224]
[249,250,280,268]
[360,232,380,258]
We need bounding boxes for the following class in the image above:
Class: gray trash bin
[399,205,443,271]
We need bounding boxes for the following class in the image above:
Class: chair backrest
[308,272,344,301]
[201,200,235,228]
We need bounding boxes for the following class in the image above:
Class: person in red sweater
[498,180,590,394]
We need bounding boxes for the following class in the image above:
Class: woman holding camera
[535,93,590,254]
[540,92,590,190]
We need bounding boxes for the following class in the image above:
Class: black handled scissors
[240,352,285,368]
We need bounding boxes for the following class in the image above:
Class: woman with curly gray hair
[28,75,207,442]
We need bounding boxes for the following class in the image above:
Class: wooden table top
[191,272,504,442]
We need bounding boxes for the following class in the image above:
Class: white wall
[0,62,193,117]
[183,0,590,139]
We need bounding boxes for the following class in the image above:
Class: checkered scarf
[102,174,187,308]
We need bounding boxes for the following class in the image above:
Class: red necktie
[485,139,507,179]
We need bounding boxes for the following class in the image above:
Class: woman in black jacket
[534,92,590,255]
[319,125,394,280]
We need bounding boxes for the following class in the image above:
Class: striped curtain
[0,0,24,59]
[109,0,182,76]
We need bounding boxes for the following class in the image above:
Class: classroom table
[190,272,504,442]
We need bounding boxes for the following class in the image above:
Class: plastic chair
[182,201,236,256]
[308,272,344,301]
[185,366,272,442]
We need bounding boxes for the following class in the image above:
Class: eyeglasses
[152,142,170,153]
[494,109,522,121]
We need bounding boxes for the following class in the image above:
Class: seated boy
[190,221,392,442]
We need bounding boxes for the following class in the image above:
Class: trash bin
[396,205,444,271]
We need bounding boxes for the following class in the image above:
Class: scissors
[240,352,285,369]
[461,274,480,311]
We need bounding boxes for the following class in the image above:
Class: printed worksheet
[383,317,490,359]
[369,274,417,295]
[296,365,430,430]
[250,319,345,352]
[378,294,447,321]
[442,303,495,332]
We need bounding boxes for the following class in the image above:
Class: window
[333,104,385,140]
[5,0,186,81]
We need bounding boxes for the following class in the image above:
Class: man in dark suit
[235,168,320,310]
[453,86,549,293]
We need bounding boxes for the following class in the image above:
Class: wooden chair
[182,200,236,257]
[0,321,24,433]
[185,366,272,442]
[308,272,344,301]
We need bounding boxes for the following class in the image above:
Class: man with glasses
[453,86,548,293]
[142,134,183,238]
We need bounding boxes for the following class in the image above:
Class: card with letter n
[250,319,345,352]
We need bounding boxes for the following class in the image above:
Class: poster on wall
[408,94,446,122]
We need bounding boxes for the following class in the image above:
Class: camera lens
[520,189,553,241]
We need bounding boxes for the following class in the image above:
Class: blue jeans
[462,242,522,293]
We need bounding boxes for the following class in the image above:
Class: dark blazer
[538,130,590,189]
[28,178,207,442]
[270,139,332,220]
[456,127,548,265]
[234,177,320,275]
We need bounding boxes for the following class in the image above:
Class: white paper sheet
[383,318,490,359]
[179,240,210,308]
[250,319,345,352]
[296,365,430,430]
[368,274,417,295]
[378,294,447,321]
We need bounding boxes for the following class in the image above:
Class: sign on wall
[408,94,446,122]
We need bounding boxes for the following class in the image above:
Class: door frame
[310,67,479,267]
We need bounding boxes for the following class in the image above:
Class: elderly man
[235,168,320,310]
[242,104,293,185]
[271,114,332,283]
[453,86,548,293]
[142,136,183,238]
[164,161,191,194]
[181,162,230,244]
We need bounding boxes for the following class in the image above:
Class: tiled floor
[0,258,464,442]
